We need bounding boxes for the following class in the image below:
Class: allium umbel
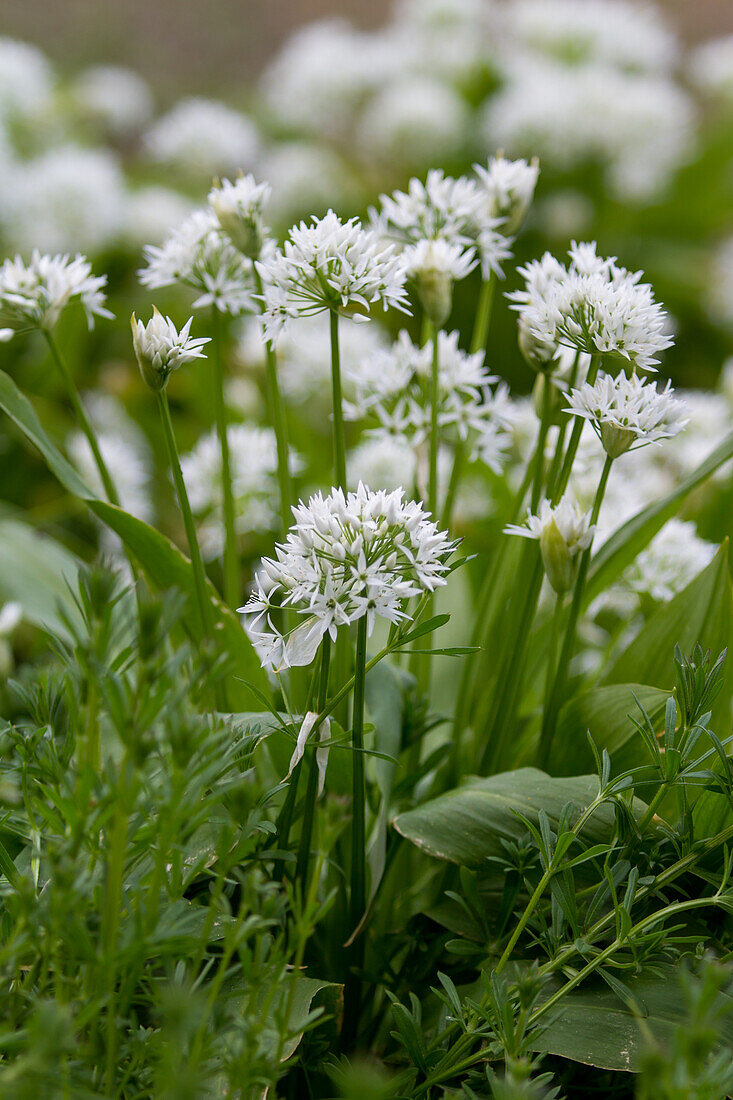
[240,483,455,671]
[509,242,672,372]
[131,308,209,391]
[565,371,687,457]
[505,496,595,594]
[256,210,409,343]
[0,251,112,335]
[474,155,540,234]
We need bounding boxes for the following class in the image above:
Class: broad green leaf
[530,968,733,1072]
[0,515,82,635]
[0,368,269,708]
[393,768,632,867]
[366,661,406,803]
[586,432,733,605]
[549,684,669,776]
[224,974,340,1063]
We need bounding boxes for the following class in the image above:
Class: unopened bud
[599,422,637,459]
[540,516,575,594]
[518,316,556,372]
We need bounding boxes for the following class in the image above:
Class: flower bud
[539,516,575,594]
[208,175,271,260]
[131,309,209,392]
[416,266,453,328]
[599,421,637,459]
[518,316,556,372]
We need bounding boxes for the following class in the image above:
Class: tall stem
[440,442,464,530]
[552,354,600,504]
[253,267,292,535]
[44,330,120,507]
[156,389,212,641]
[428,323,440,518]
[329,309,347,491]
[470,273,495,355]
[295,636,332,893]
[343,616,368,1050]
[543,593,564,714]
[539,452,613,767]
[210,308,239,609]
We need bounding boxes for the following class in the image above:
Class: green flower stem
[343,615,369,1050]
[447,400,551,785]
[475,374,556,774]
[295,635,332,894]
[329,309,347,491]
[253,267,292,535]
[428,322,440,519]
[44,330,120,507]
[538,452,613,768]
[551,353,600,504]
[156,389,212,641]
[545,351,581,498]
[543,592,564,713]
[101,756,133,1091]
[470,273,496,355]
[210,307,239,610]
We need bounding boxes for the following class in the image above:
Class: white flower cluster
[182,425,292,557]
[345,329,514,471]
[143,97,259,176]
[566,371,688,458]
[624,519,716,604]
[139,208,256,315]
[70,65,154,137]
[686,36,733,104]
[0,251,112,335]
[256,210,409,343]
[240,483,454,671]
[374,168,514,281]
[510,242,673,373]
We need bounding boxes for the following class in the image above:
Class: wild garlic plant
[0,143,731,1100]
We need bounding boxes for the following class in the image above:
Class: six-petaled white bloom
[401,238,477,325]
[208,174,271,259]
[565,371,687,458]
[344,329,514,470]
[505,495,595,594]
[509,241,673,373]
[131,308,209,391]
[0,251,112,335]
[474,155,540,234]
[256,210,409,343]
[139,208,256,315]
[374,169,513,281]
[239,482,455,671]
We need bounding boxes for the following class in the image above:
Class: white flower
[208,175,271,259]
[239,483,455,671]
[625,519,717,604]
[505,494,595,593]
[70,65,153,135]
[256,210,409,343]
[131,308,209,391]
[1,146,126,254]
[0,38,54,119]
[565,371,687,458]
[143,97,259,175]
[0,251,112,334]
[348,437,418,493]
[506,0,677,74]
[509,241,672,373]
[181,424,297,556]
[687,36,733,103]
[344,329,513,469]
[473,155,539,234]
[122,187,194,247]
[356,76,470,168]
[139,208,256,315]
[374,169,513,280]
[0,602,22,636]
[256,141,355,227]
[483,61,693,202]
